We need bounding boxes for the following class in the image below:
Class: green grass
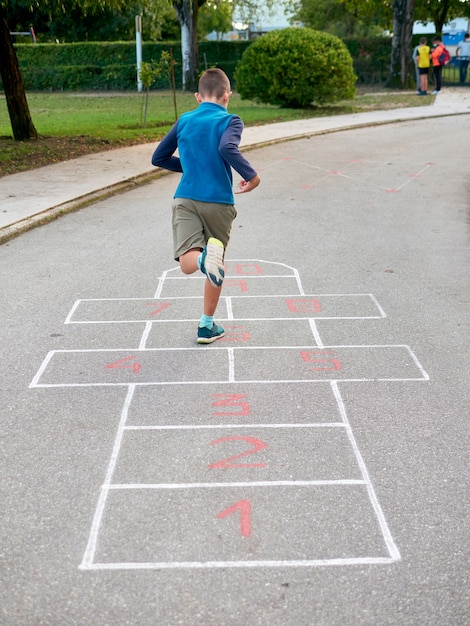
[0,89,431,176]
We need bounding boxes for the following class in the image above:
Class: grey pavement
[0,90,470,625]
[1,87,469,243]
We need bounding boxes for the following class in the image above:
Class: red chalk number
[217,500,252,537]
[104,355,141,374]
[208,436,268,469]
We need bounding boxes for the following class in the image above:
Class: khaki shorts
[172,197,237,261]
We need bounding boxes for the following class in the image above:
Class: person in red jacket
[430,36,445,94]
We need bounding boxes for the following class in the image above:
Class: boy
[416,37,430,95]
[151,68,260,344]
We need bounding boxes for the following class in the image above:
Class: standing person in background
[151,68,260,344]
[456,33,470,85]
[430,36,444,94]
[412,42,421,94]
[416,37,430,96]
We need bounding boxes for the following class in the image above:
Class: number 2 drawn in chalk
[217,500,252,537]
[104,355,141,374]
[208,436,268,469]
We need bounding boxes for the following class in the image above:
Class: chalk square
[93,485,391,564]
[127,382,342,426]
[34,349,229,386]
[113,427,361,484]
[230,295,384,320]
[232,346,427,382]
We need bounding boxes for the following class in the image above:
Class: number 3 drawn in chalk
[217,500,252,537]
[208,436,268,469]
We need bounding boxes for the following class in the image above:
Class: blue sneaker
[197,323,225,344]
[200,238,225,287]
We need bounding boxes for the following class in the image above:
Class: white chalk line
[107,480,366,490]
[331,381,401,561]
[32,377,430,389]
[124,423,345,430]
[80,556,398,571]
[80,384,136,569]
[66,316,386,324]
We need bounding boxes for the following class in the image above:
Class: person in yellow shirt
[416,37,430,95]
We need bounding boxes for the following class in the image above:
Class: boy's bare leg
[179,248,222,314]
[179,249,200,275]
[203,280,222,316]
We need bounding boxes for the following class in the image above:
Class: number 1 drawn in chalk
[217,500,252,537]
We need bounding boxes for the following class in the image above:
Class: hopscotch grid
[42,260,421,570]
[263,158,433,194]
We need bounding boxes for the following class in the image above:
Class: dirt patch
[0,135,150,177]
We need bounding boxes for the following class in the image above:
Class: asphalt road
[1,114,469,625]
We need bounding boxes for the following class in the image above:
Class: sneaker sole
[197,330,225,344]
[204,238,225,287]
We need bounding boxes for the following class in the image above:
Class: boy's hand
[235,174,261,194]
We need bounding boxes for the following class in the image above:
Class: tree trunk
[173,0,197,91]
[172,0,208,91]
[0,6,38,140]
[387,0,414,88]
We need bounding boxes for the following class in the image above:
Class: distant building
[206,4,296,41]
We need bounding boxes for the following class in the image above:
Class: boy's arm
[151,124,183,172]
[219,116,259,185]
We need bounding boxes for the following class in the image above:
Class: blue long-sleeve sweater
[151,101,257,205]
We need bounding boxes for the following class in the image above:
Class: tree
[388,0,414,87]
[291,0,385,37]
[173,0,294,91]
[172,0,202,91]
[414,0,470,35]
[0,3,37,140]
[198,0,232,40]
[1,0,177,139]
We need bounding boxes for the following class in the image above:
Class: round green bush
[235,27,357,107]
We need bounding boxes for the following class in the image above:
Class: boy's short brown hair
[198,68,231,100]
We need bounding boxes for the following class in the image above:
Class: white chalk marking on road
[80,384,136,569]
[80,556,397,570]
[331,381,401,562]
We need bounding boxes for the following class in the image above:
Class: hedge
[0,37,401,92]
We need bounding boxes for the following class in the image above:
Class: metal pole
[135,15,143,93]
